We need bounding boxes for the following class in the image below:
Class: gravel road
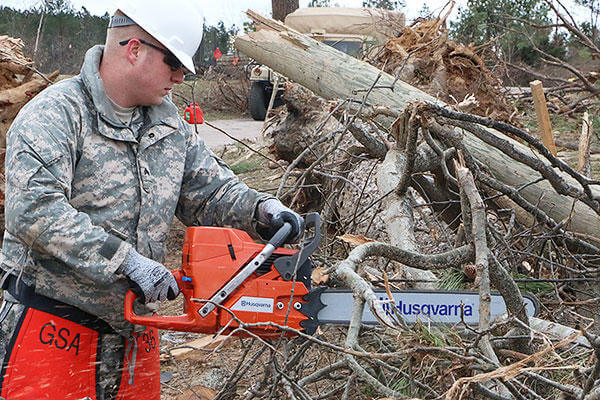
[191,118,265,149]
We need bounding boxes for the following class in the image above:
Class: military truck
[247,7,405,120]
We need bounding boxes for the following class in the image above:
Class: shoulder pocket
[20,133,65,167]
[9,133,72,193]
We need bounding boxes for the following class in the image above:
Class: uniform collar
[80,45,180,141]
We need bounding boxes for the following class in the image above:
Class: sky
[0,0,590,32]
[0,0,470,28]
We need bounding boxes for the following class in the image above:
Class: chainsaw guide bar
[317,289,539,326]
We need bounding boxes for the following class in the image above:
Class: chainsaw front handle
[268,222,293,248]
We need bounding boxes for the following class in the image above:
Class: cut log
[376,149,437,288]
[235,13,600,242]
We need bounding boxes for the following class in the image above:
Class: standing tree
[576,0,600,44]
[272,0,299,22]
[194,21,238,69]
[450,0,560,66]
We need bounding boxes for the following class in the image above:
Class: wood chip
[163,335,228,360]
[337,233,376,246]
[311,267,330,285]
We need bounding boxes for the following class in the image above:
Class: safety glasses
[119,38,183,72]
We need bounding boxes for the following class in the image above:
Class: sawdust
[367,5,519,125]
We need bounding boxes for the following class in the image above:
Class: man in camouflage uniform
[0,1,304,398]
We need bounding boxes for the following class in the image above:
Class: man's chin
[138,97,164,107]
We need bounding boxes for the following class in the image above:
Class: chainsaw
[124,213,539,338]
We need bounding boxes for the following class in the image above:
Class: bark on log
[376,149,437,288]
[235,13,600,242]
[271,0,298,22]
[0,70,58,148]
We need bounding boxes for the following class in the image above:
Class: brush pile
[367,6,518,125]
[0,36,58,142]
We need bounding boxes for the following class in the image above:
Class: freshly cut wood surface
[164,335,227,360]
[529,80,557,155]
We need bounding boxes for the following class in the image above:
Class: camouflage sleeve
[4,98,132,284]
[175,121,273,236]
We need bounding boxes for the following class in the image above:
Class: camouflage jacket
[1,45,271,335]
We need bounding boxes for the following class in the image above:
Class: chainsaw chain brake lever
[273,212,321,281]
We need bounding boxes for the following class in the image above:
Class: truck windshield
[323,40,362,58]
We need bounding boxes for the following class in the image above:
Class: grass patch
[230,160,262,175]
[514,273,555,295]
[437,268,467,290]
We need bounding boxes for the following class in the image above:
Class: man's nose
[171,68,184,84]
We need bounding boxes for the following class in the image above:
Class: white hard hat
[111,0,203,73]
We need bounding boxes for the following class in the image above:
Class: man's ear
[124,39,142,66]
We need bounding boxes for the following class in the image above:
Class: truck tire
[249,82,269,121]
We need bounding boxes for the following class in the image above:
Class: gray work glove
[257,199,304,243]
[119,248,179,304]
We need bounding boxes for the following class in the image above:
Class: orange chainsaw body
[124,226,313,338]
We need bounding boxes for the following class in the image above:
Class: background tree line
[0,0,237,75]
[2,0,598,82]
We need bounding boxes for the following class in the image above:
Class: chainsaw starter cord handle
[268,222,293,248]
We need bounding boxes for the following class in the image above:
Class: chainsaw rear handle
[124,270,198,331]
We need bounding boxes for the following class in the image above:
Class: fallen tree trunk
[235,11,600,243]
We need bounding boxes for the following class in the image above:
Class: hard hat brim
[172,50,195,74]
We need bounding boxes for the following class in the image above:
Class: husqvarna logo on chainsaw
[231,297,274,313]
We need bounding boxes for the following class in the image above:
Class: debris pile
[367,8,519,124]
[0,36,58,141]
[0,36,58,240]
